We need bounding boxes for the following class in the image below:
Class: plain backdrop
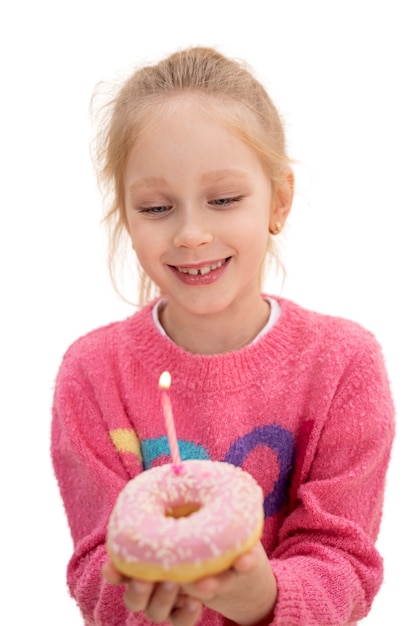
[1,2,415,624]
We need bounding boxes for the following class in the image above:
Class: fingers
[102,561,202,624]
[124,580,202,626]
[232,543,261,573]
[125,580,180,620]
[102,549,262,625]
[170,597,203,626]
[123,579,155,613]
[183,543,262,600]
[102,561,128,585]
[186,569,233,598]
[124,580,202,625]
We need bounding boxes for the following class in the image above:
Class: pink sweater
[51,297,395,626]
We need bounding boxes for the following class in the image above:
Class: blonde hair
[91,47,291,304]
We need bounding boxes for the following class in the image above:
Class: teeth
[177,260,225,276]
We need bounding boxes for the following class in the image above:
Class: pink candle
[159,371,182,472]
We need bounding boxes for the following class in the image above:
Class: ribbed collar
[121,297,315,394]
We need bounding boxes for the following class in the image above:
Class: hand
[181,541,277,626]
[102,561,203,625]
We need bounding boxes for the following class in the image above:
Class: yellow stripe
[110,429,141,460]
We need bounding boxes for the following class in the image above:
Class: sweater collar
[121,296,311,394]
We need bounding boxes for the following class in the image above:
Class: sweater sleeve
[51,358,166,626]
[269,333,395,625]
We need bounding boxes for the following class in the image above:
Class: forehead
[130,100,223,160]
[128,94,267,166]
[145,95,212,133]
[133,93,263,148]
[124,97,272,194]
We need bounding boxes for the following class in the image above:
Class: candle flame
[159,370,172,390]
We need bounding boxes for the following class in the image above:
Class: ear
[269,167,294,231]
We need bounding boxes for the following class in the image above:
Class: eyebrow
[200,169,250,184]
[129,177,167,192]
[128,169,250,192]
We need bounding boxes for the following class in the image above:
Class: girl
[51,47,395,626]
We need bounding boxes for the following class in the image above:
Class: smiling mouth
[174,258,230,276]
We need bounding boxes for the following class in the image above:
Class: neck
[159,296,270,355]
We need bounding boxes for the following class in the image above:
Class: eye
[209,196,243,208]
[136,205,172,216]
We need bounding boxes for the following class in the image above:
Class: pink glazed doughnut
[106,459,264,583]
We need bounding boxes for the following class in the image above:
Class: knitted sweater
[51,297,395,626]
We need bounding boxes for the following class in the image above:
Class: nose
[172,207,213,248]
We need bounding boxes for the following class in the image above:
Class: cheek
[132,235,155,261]
[130,220,157,248]
[129,227,155,266]
[237,216,270,253]
[133,247,164,289]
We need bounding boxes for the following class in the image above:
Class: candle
[159,371,182,472]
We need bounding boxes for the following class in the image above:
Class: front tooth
[178,260,224,275]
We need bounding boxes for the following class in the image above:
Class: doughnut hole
[165,503,202,518]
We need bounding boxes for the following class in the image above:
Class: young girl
[51,47,395,626]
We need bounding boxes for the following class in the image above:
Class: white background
[1,1,415,624]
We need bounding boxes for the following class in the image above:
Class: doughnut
[106,459,264,583]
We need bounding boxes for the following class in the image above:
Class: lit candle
[159,371,182,472]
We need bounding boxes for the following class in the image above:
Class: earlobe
[269,167,294,232]
[269,222,283,235]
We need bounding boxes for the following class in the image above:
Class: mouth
[173,258,230,276]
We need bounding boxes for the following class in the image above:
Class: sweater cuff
[270,558,360,626]
[270,560,303,625]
